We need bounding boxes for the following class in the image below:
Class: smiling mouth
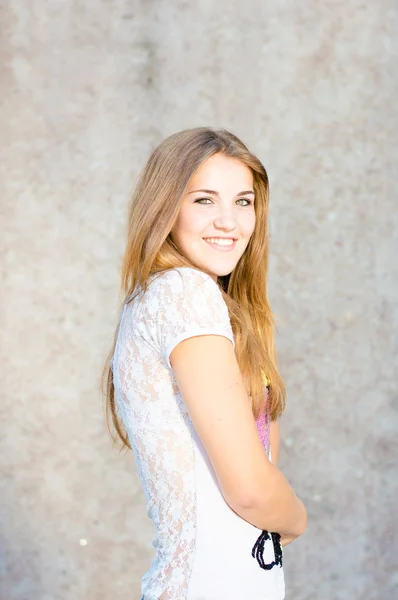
[202,237,238,249]
[202,237,237,242]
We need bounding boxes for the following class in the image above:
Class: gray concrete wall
[1,1,397,599]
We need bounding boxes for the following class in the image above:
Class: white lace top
[111,267,285,600]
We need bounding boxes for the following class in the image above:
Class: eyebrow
[188,188,255,196]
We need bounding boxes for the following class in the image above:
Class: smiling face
[170,153,256,281]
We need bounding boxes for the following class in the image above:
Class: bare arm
[170,335,307,537]
[269,419,303,547]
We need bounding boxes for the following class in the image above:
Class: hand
[280,533,297,547]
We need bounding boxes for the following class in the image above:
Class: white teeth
[204,238,235,246]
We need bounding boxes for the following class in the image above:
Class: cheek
[244,212,256,236]
[178,207,207,235]
[171,210,189,237]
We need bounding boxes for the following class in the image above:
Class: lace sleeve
[143,267,235,369]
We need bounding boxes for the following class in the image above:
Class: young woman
[103,128,307,600]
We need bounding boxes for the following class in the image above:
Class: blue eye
[195,198,253,206]
[195,198,212,204]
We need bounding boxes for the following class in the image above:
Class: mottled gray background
[1,1,397,599]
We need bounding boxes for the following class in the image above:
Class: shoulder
[135,268,234,363]
[152,266,215,285]
[146,267,220,298]
[141,267,230,329]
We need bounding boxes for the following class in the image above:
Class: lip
[203,238,237,252]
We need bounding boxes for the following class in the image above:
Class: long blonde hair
[102,127,286,449]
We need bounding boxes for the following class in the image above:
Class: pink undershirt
[255,388,271,455]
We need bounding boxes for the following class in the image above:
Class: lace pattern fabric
[111,267,274,599]
[112,268,238,599]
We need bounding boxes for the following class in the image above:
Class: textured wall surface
[1,1,397,599]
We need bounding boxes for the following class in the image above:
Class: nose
[213,205,238,230]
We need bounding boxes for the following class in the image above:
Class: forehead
[188,153,253,190]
